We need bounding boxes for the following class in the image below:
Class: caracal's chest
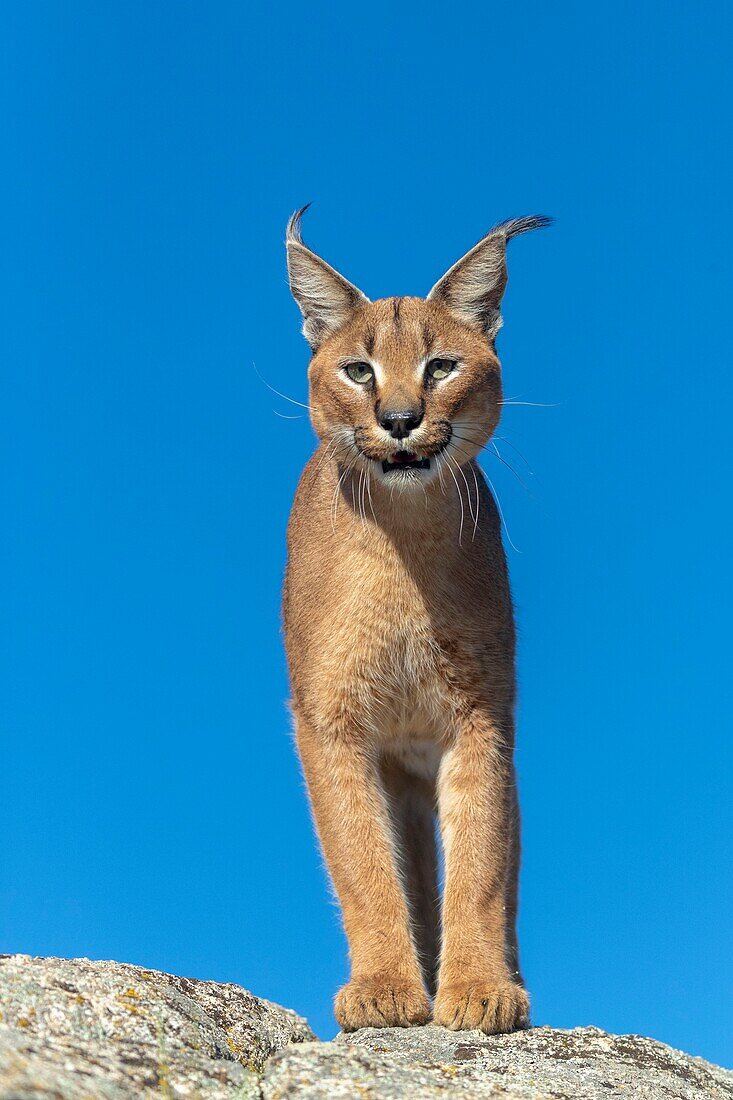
[323,531,459,749]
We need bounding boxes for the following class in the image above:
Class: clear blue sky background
[2,0,731,1067]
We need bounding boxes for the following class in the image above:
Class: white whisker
[311,435,340,482]
[495,435,533,473]
[350,466,359,515]
[485,473,520,554]
[252,361,314,412]
[499,399,558,407]
[469,460,481,541]
[358,466,368,528]
[436,454,447,497]
[490,441,532,494]
[444,457,465,548]
[366,465,378,524]
[447,451,476,533]
[450,431,532,497]
[331,451,359,533]
[444,441,481,539]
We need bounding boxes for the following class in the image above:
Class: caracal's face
[287,210,549,492]
[308,296,501,491]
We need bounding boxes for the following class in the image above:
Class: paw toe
[434,981,529,1034]
[335,976,431,1031]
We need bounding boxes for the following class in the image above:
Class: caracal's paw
[433,981,530,1034]
[335,975,431,1031]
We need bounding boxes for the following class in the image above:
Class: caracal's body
[282,212,549,1033]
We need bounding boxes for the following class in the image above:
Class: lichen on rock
[1,956,731,1099]
[0,954,313,1098]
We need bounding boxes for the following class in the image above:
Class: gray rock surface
[1,956,731,1099]
[0,954,313,1098]
[267,1024,731,1099]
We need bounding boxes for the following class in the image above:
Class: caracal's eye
[345,361,374,385]
[426,358,456,381]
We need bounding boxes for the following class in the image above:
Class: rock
[263,1024,733,1100]
[0,954,314,1099]
[1,957,731,1099]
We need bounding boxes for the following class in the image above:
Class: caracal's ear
[286,206,370,350]
[427,215,552,340]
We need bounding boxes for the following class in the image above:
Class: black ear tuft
[427,215,552,338]
[286,203,312,246]
[285,208,369,350]
[499,215,554,241]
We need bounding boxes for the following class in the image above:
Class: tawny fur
[283,212,548,1034]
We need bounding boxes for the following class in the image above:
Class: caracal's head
[286,208,550,492]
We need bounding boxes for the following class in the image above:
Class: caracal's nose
[378,407,424,440]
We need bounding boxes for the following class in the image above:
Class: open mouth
[381,451,431,474]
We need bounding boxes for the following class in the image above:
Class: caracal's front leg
[295,714,430,1031]
[434,710,530,1033]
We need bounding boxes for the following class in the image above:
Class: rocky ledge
[0,956,730,1099]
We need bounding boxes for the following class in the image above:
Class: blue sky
[1,0,731,1066]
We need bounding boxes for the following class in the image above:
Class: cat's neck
[333,459,475,546]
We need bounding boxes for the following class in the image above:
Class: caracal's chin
[374,467,438,492]
[369,457,441,492]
